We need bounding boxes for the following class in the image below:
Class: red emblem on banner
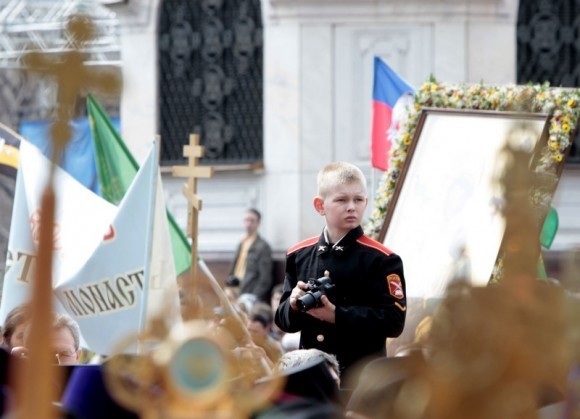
[103,224,115,242]
[30,210,41,245]
[387,274,404,299]
[29,209,61,249]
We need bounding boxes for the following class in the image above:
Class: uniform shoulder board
[287,236,318,255]
[356,235,394,256]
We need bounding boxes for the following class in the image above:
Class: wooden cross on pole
[23,14,119,164]
[172,134,214,319]
[18,14,120,419]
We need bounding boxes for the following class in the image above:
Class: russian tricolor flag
[371,56,415,171]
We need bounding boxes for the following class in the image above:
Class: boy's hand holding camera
[289,280,336,324]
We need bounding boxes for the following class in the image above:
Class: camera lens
[296,294,317,312]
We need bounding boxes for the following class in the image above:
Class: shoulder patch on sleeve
[287,236,319,255]
[387,274,405,300]
[356,235,394,256]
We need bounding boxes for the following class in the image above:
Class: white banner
[0,141,178,356]
[0,141,117,323]
[146,174,181,325]
[54,142,158,355]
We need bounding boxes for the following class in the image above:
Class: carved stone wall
[517,0,580,164]
[157,0,263,166]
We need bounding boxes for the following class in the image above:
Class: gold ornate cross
[19,14,120,419]
[23,14,120,163]
[172,133,214,318]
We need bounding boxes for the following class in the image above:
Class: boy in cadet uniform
[275,162,407,380]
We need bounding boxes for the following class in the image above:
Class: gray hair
[22,312,82,351]
[276,348,340,378]
[53,313,81,350]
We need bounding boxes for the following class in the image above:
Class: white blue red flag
[371,56,415,171]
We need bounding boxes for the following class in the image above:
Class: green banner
[87,94,191,275]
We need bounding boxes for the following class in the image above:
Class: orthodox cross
[19,14,120,419]
[24,15,119,164]
[172,134,214,318]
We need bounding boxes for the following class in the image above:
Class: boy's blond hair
[317,162,367,198]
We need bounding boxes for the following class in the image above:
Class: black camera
[296,275,335,312]
[225,276,240,287]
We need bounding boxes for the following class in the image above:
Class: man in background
[228,208,273,303]
[11,312,81,365]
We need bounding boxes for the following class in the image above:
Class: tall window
[517,0,580,163]
[158,0,263,166]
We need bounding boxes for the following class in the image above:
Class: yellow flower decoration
[366,81,580,243]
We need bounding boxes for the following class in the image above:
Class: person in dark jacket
[228,208,273,303]
[275,162,407,380]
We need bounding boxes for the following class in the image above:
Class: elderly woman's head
[276,348,341,387]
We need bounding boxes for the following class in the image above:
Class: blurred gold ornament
[22,14,121,160]
[14,14,121,419]
[104,318,285,419]
[359,120,573,419]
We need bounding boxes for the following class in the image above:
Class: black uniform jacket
[275,226,407,375]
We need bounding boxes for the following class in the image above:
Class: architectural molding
[267,0,516,23]
[102,0,158,30]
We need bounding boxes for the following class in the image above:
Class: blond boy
[275,162,407,379]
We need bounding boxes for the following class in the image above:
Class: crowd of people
[0,162,403,418]
[0,161,414,417]
[1,160,576,418]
